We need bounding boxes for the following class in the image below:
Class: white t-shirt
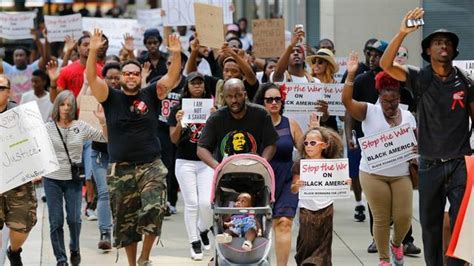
[269,71,321,83]
[19,90,53,122]
[183,58,212,77]
[360,103,417,176]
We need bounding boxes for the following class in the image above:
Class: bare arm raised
[156,35,181,100]
[86,29,109,103]
[341,52,367,122]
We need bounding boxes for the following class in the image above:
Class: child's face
[304,132,328,159]
[235,194,252,208]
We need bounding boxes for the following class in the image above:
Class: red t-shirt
[57,61,103,97]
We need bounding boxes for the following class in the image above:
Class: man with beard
[86,28,182,266]
[197,78,278,168]
[380,7,472,266]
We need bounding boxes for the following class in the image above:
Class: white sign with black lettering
[299,159,350,199]
[0,102,59,193]
[0,12,35,40]
[44,14,83,43]
[161,0,233,26]
[182,98,214,124]
[359,123,418,172]
[283,83,345,116]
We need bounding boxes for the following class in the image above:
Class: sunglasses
[311,58,327,65]
[264,96,282,104]
[303,140,325,147]
[122,71,141,77]
[397,52,408,58]
[0,86,9,91]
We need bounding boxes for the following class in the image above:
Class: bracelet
[345,81,354,86]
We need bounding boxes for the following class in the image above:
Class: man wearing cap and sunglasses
[380,7,471,266]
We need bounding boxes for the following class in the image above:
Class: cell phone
[351,130,358,148]
[294,24,305,46]
[406,18,424,28]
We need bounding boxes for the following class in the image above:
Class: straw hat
[306,48,339,73]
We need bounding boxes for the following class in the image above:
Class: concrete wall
[320,0,423,66]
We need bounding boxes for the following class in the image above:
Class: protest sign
[137,8,163,28]
[252,19,285,58]
[0,102,59,193]
[453,60,474,77]
[162,0,232,26]
[299,159,350,199]
[335,57,347,83]
[44,14,82,43]
[194,3,224,49]
[359,123,418,172]
[182,98,214,124]
[0,12,35,40]
[82,17,146,56]
[78,95,101,130]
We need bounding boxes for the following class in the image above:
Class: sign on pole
[299,159,350,199]
[252,19,285,58]
[194,3,224,49]
[0,102,59,193]
[44,14,83,43]
[358,123,418,172]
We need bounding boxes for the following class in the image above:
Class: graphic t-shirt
[156,75,184,131]
[198,103,279,162]
[2,61,39,103]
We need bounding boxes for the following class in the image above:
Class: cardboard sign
[44,14,82,43]
[182,98,214,124]
[334,57,348,83]
[78,95,101,130]
[299,159,350,199]
[137,8,163,28]
[162,0,233,26]
[283,83,345,116]
[252,19,285,58]
[194,3,224,49]
[453,60,474,77]
[359,123,418,172]
[82,17,146,56]
[0,12,35,40]
[0,102,59,193]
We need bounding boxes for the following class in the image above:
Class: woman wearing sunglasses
[342,52,416,266]
[306,49,340,132]
[253,83,303,266]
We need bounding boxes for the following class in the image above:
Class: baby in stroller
[216,192,261,251]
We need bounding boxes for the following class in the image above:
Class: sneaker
[403,242,421,255]
[7,247,23,266]
[242,240,253,251]
[390,242,404,266]
[190,241,203,261]
[169,205,177,214]
[354,205,366,222]
[70,250,81,266]
[56,262,69,266]
[98,232,112,251]
[379,260,392,266]
[137,259,153,266]
[367,239,378,253]
[215,233,232,244]
[200,230,211,250]
[85,209,98,221]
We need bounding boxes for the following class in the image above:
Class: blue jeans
[43,177,82,263]
[418,157,467,266]
[90,150,113,233]
[82,140,93,180]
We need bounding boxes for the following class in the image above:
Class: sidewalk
[18,191,426,265]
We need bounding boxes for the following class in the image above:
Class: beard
[121,81,141,94]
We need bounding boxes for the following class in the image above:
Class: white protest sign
[82,17,146,56]
[79,95,101,130]
[335,57,347,83]
[182,98,214,124]
[162,0,233,26]
[44,14,82,43]
[0,102,59,193]
[0,12,35,40]
[137,8,163,28]
[453,60,474,77]
[299,159,350,199]
[359,123,418,172]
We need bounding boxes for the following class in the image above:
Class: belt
[421,156,464,164]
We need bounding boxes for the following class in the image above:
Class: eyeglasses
[380,98,400,106]
[303,140,325,147]
[311,58,327,65]
[397,52,408,58]
[0,86,9,91]
[122,71,141,77]
[264,96,282,104]
[105,76,120,81]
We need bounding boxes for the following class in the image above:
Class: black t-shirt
[168,104,206,161]
[204,75,260,103]
[406,65,474,158]
[341,62,370,83]
[352,70,380,137]
[137,52,168,84]
[101,84,162,163]
[198,103,279,162]
[156,75,185,132]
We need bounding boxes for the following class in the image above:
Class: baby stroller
[211,154,275,266]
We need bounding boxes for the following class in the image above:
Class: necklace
[384,109,400,127]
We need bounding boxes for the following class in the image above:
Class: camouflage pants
[108,158,168,248]
[0,183,37,233]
